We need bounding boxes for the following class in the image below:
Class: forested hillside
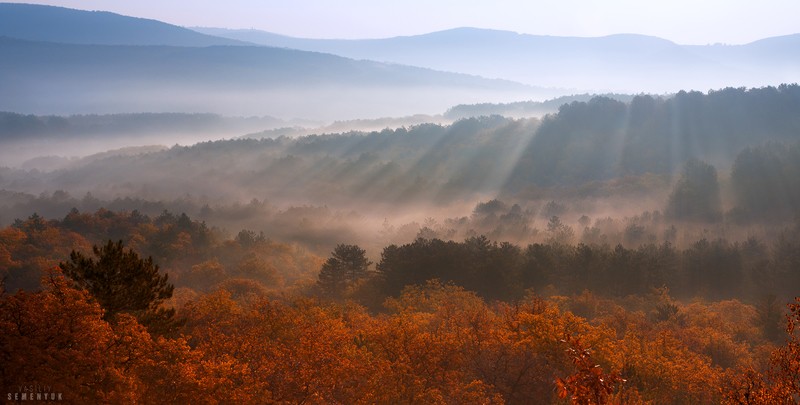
[2,85,800,403]
[3,85,799,220]
[507,85,800,187]
[0,112,282,141]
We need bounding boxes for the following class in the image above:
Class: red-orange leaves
[556,334,625,405]
[0,271,135,403]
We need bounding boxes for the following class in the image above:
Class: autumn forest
[1,83,799,404]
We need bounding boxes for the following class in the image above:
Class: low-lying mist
[0,111,453,169]
[2,85,799,260]
[4,82,541,121]
[3,86,800,342]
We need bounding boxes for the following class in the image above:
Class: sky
[5,0,800,44]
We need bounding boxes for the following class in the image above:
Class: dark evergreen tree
[731,143,800,222]
[59,240,177,334]
[666,159,722,222]
[317,244,371,298]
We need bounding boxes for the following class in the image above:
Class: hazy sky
[7,0,799,44]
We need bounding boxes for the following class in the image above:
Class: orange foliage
[1,263,795,404]
[723,297,800,404]
[0,270,226,403]
[1,271,136,402]
[556,334,625,405]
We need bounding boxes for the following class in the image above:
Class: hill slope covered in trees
[2,85,798,220]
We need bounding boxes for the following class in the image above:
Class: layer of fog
[0,185,778,266]
[2,91,590,171]
[0,139,773,261]
[2,82,549,121]
[0,112,460,170]
[3,87,798,261]
[2,91,615,171]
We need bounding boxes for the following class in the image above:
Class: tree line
[319,229,799,313]
[4,207,798,309]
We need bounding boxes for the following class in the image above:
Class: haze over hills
[5,3,796,120]
[0,37,538,119]
[685,34,800,71]
[195,26,800,93]
[0,4,545,120]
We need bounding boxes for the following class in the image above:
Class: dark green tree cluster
[444,93,635,120]
[507,84,800,189]
[378,236,524,301]
[665,159,722,222]
[731,142,800,222]
[373,232,795,303]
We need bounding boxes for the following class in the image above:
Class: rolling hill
[196,26,800,93]
[0,36,539,119]
[0,3,246,46]
[0,4,549,119]
[5,3,796,119]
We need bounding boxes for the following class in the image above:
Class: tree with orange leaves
[761,297,800,403]
[724,297,800,404]
[556,333,625,405]
[0,271,137,403]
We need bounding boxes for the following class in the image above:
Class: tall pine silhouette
[60,240,178,334]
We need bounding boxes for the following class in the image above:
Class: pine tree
[666,159,723,222]
[317,244,371,298]
[59,240,177,334]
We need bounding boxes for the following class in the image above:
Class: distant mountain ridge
[0,3,246,46]
[195,26,800,93]
[0,36,538,118]
[0,4,545,119]
[3,3,797,119]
